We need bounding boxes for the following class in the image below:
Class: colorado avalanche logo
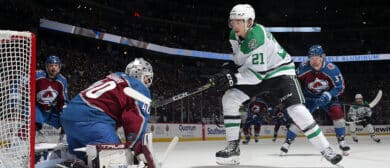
[251,105,261,114]
[37,86,58,105]
[308,77,329,94]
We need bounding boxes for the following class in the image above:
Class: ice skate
[352,136,358,143]
[337,136,350,156]
[371,135,381,143]
[280,139,292,155]
[242,136,250,145]
[321,147,343,166]
[272,137,277,142]
[216,140,240,165]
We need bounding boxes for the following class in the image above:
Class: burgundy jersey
[248,98,269,117]
[76,72,151,134]
[36,70,68,112]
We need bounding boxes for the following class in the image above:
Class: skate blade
[279,151,287,157]
[342,151,350,156]
[335,163,344,168]
[216,156,240,165]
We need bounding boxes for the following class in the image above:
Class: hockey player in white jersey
[209,4,342,166]
[348,94,381,143]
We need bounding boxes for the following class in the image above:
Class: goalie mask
[125,58,153,87]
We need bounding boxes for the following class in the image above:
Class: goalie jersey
[61,72,151,142]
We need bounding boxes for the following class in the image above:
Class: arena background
[2,0,389,126]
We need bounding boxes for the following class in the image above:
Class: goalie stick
[123,87,152,105]
[341,90,382,108]
[152,83,213,108]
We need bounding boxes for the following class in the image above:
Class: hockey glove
[316,91,332,107]
[209,69,237,92]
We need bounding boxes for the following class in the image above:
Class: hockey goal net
[0,30,35,168]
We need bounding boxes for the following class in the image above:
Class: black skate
[321,147,343,166]
[242,137,250,144]
[272,137,277,142]
[254,135,259,143]
[337,136,350,156]
[352,137,358,143]
[216,140,240,165]
[371,135,381,143]
[280,139,292,155]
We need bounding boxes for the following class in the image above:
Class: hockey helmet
[355,94,363,99]
[229,4,255,28]
[308,45,324,58]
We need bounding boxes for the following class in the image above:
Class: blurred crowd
[36,31,390,125]
[3,0,390,55]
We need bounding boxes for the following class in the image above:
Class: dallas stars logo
[248,39,258,50]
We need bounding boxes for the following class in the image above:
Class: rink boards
[36,123,390,143]
[145,123,390,142]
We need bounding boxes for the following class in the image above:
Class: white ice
[153,136,390,168]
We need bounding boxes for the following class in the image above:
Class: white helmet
[355,94,363,99]
[125,58,153,87]
[229,4,255,27]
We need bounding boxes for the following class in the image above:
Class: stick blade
[369,90,382,108]
[158,136,179,167]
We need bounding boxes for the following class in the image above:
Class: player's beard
[48,69,59,78]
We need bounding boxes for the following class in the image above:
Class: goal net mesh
[0,30,35,168]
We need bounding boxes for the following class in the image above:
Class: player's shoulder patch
[240,24,265,54]
[326,62,336,70]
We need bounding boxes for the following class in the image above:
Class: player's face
[143,75,153,87]
[46,63,60,77]
[355,98,363,104]
[230,19,247,38]
[309,56,323,71]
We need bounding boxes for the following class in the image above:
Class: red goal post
[0,30,36,168]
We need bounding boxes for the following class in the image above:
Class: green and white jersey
[348,101,372,119]
[229,24,295,85]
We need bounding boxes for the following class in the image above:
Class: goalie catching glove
[209,69,237,92]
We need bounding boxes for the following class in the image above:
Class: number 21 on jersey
[252,53,264,65]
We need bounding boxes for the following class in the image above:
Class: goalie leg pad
[133,133,156,168]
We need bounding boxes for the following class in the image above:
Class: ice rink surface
[154,136,390,168]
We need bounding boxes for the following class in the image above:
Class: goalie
[348,94,380,143]
[60,58,156,167]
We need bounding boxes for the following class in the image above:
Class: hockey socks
[303,123,329,152]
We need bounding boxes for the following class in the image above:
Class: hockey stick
[345,119,365,125]
[158,136,179,167]
[152,83,213,108]
[341,90,382,108]
[123,87,152,105]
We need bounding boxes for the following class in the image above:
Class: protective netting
[0,31,34,168]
